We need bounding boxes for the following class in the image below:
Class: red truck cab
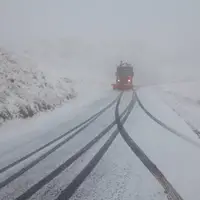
[112,62,134,90]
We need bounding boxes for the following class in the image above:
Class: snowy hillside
[0,48,76,124]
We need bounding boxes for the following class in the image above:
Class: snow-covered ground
[1,0,200,199]
[0,89,116,157]
[1,80,200,199]
[152,81,200,137]
[124,87,200,200]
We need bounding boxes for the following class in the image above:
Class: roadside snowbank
[0,48,76,124]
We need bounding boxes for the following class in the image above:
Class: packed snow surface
[152,81,200,136]
[125,87,200,200]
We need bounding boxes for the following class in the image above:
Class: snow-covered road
[0,89,199,200]
[0,91,135,200]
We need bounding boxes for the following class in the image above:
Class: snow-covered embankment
[0,48,76,125]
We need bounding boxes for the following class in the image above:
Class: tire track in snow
[171,108,200,138]
[116,94,184,200]
[0,94,121,190]
[136,93,200,150]
[54,92,135,200]
[0,94,120,175]
[13,92,133,200]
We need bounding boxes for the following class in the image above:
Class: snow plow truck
[112,61,134,90]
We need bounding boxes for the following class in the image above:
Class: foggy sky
[1,0,200,44]
[0,0,200,84]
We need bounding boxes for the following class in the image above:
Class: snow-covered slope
[0,48,76,124]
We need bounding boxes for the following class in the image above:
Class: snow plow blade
[112,84,133,90]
